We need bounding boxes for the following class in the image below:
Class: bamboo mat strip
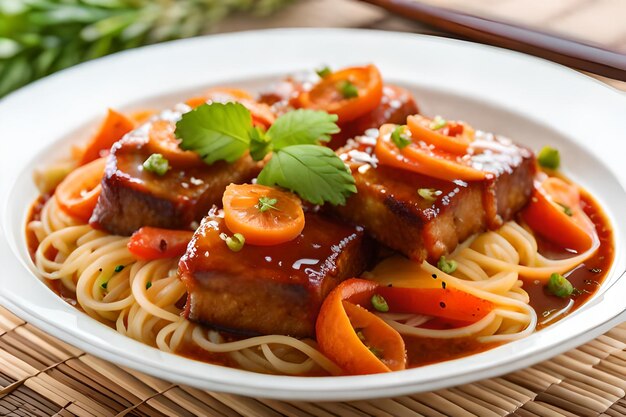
[0,306,624,416]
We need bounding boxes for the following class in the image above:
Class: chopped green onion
[391,125,411,149]
[142,153,169,176]
[226,233,245,252]
[356,330,366,342]
[547,273,574,297]
[316,66,332,78]
[418,188,442,202]
[101,281,108,290]
[430,116,447,131]
[257,196,278,212]
[338,80,359,99]
[437,256,457,274]
[371,294,389,312]
[368,346,383,359]
[146,281,152,290]
[537,146,560,169]
[114,265,125,273]
[557,202,572,216]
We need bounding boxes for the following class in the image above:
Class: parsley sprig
[175,103,356,205]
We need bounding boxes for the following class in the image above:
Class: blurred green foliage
[0,0,292,97]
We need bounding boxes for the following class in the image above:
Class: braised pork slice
[90,108,261,235]
[333,132,535,262]
[178,209,374,337]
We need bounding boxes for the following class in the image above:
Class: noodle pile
[29,195,598,375]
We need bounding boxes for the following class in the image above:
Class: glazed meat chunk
[90,108,261,235]
[332,132,535,262]
[178,209,374,338]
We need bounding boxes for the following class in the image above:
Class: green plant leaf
[176,102,252,164]
[268,109,339,149]
[257,144,356,205]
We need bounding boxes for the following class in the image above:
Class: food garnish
[418,188,442,202]
[537,146,560,169]
[222,184,305,246]
[257,196,278,212]
[79,109,135,165]
[437,256,457,274]
[55,157,106,222]
[176,102,356,205]
[316,279,406,375]
[375,285,493,322]
[522,177,596,252]
[407,114,473,154]
[547,273,574,297]
[316,66,332,78]
[557,202,573,216]
[128,227,193,260]
[375,123,486,181]
[429,115,447,131]
[225,233,246,252]
[142,153,170,176]
[390,125,411,149]
[339,80,359,99]
[371,294,389,312]
[298,64,383,122]
[147,120,203,166]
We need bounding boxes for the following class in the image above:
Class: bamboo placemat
[0,305,625,416]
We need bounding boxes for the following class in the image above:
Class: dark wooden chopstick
[360,0,626,81]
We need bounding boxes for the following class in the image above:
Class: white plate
[0,29,625,401]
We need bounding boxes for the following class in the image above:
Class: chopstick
[360,0,626,81]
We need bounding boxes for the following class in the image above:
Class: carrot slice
[186,87,275,129]
[375,124,487,181]
[55,157,106,222]
[407,114,473,154]
[316,279,406,375]
[376,287,494,323]
[130,109,156,125]
[79,109,135,165]
[522,177,596,252]
[146,120,204,167]
[222,184,305,246]
[299,65,383,123]
[128,227,194,260]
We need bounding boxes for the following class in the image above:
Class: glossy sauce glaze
[179,208,373,337]
[28,185,613,372]
[523,189,614,329]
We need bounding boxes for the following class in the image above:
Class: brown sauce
[523,190,613,329]
[26,180,614,375]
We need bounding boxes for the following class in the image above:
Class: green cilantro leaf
[257,196,278,212]
[268,109,339,150]
[257,145,356,205]
[249,126,271,161]
[176,102,252,164]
